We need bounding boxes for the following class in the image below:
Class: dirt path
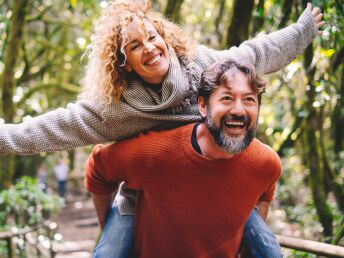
[54,199,99,258]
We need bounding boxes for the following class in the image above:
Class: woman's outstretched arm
[207,3,324,75]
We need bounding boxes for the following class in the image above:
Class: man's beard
[205,109,257,154]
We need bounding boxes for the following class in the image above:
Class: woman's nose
[144,42,156,53]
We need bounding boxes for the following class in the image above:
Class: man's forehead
[216,74,256,94]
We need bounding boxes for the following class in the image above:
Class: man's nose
[230,100,245,116]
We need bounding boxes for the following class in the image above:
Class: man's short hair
[198,60,266,104]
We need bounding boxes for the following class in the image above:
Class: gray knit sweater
[0,9,317,156]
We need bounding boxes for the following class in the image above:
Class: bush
[0,176,60,257]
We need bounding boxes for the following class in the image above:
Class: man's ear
[198,96,207,118]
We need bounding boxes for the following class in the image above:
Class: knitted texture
[84,124,282,258]
[0,8,317,155]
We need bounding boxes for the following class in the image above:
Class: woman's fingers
[315,13,323,23]
[312,6,321,16]
[307,2,312,11]
[307,3,325,35]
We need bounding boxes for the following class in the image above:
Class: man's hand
[307,2,326,35]
[92,193,113,230]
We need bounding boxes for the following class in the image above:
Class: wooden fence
[0,221,57,258]
[1,227,344,257]
[276,235,344,257]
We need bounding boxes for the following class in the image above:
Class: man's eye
[245,97,256,102]
[222,96,232,101]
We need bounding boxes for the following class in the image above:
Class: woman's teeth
[146,55,161,65]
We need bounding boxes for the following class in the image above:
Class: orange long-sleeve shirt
[85,123,281,258]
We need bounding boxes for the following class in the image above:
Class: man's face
[123,17,170,84]
[201,71,259,154]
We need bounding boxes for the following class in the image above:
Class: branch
[26,5,53,23]
[41,17,76,27]
[276,115,304,157]
[16,81,80,108]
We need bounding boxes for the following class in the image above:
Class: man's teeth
[146,55,161,65]
[225,121,244,126]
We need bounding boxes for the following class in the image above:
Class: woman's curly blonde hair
[79,0,197,105]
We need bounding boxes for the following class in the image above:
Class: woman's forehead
[125,17,156,37]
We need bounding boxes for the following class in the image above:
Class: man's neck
[196,123,235,160]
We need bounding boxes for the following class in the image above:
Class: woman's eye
[148,35,156,41]
[131,44,140,50]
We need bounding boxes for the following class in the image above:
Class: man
[85,59,282,258]
[54,160,69,205]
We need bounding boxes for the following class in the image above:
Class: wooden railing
[0,221,57,258]
[276,235,344,257]
[1,226,344,257]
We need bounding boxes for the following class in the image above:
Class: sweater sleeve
[211,8,317,75]
[0,101,113,155]
[85,141,147,194]
[84,144,120,195]
[0,99,188,155]
[259,154,282,202]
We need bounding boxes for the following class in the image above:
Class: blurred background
[0,0,343,257]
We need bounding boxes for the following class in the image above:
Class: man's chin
[223,132,246,139]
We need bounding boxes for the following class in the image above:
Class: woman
[1,0,324,257]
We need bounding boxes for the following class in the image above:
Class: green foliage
[0,176,60,230]
[289,250,316,258]
[0,0,342,251]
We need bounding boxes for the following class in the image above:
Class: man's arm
[92,193,113,230]
[256,201,270,221]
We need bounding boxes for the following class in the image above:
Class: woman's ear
[198,96,207,118]
[125,64,133,72]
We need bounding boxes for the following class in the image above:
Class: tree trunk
[330,50,344,212]
[278,0,293,29]
[226,0,254,47]
[251,0,265,36]
[164,0,184,24]
[302,45,333,239]
[214,0,226,46]
[0,0,30,189]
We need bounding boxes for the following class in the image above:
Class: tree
[0,0,100,188]
[164,0,184,23]
[0,0,30,189]
[226,0,254,47]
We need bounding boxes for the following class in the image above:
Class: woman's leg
[93,201,135,258]
[242,208,282,258]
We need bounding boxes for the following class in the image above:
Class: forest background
[0,0,343,252]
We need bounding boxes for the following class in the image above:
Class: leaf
[320,49,336,58]
[70,0,77,8]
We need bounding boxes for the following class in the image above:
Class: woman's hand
[307,2,326,35]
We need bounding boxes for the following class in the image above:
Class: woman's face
[123,18,170,84]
